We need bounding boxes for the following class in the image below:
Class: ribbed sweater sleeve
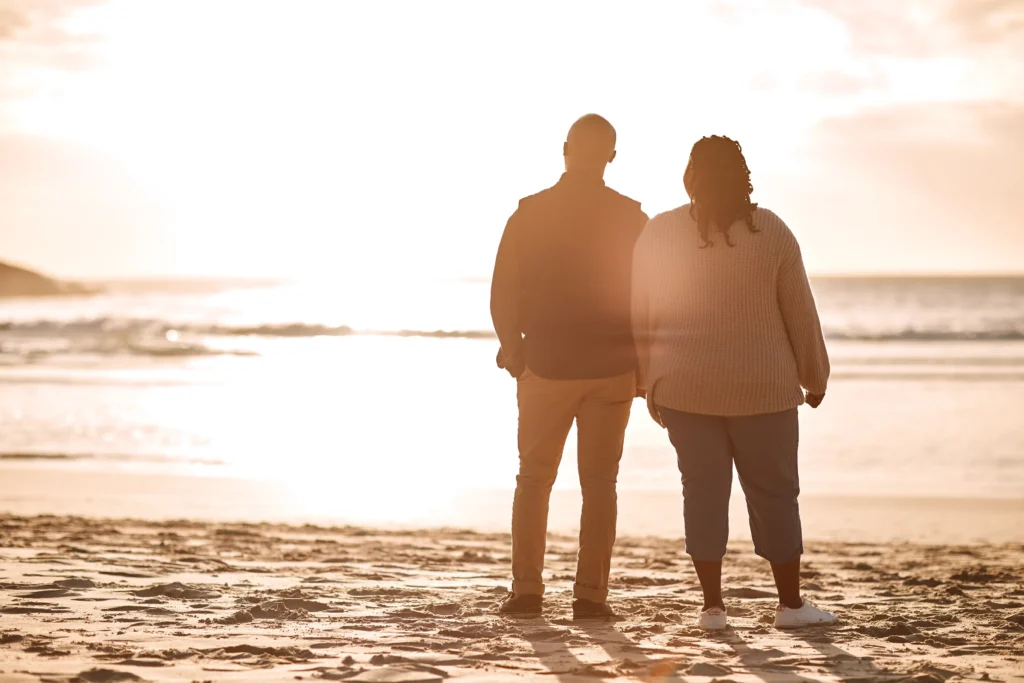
[777,237,830,395]
[631,220,654,392]
[490,210,524,368]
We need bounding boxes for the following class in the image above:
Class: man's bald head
[563,114,617,174]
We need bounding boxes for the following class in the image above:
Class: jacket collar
[558,171,606,187]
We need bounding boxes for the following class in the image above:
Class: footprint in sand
[721,587,777,599]
[686,662,733,676]
[131,582,221,600]
[71,669,144,682]
[424,603,461,616]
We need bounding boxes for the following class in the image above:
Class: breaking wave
[0,316,1022,361]
[0,318,496,360]
[0,452,225,466]
[827,329,1024,342]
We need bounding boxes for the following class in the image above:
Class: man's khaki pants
[512,367,634,602]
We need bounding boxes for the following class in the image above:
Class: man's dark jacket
[490,173,649,380]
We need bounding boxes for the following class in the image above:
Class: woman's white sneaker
[696,606,728,630]
[774,599,837,629]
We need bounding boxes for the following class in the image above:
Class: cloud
[948,0,1024,45]
[798,70,887,96]
[0,8,28,39]
[802,0,1024,57]
[0,134,168,277]
[766,101,1024,272]
[0,0,100,41]
[808,101,1022,194]
[0,0,101,79]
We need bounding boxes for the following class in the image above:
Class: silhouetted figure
[490,114,648,619]
[632,135,837,630]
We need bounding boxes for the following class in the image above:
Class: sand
[1,515,1022,683]
[4,467,1024,545]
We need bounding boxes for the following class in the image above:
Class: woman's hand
[805,391,825,408]
[647,396,665,428]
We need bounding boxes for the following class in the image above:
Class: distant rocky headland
[0,261,98,297]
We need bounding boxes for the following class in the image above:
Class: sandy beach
[1,514,1022,682]
[4,1,1023,681]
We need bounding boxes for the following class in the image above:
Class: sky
[0,0,1022,279]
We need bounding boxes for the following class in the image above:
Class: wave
[0,452,225,465]
[184,323,491,338]
[832,371,1024,381]
[0,341,258,361]
[0,319,496,358]
[0,375,203,387]
[1,317,1023,359]
[828,330,1024,342]
[838,356,1024,366]
[216,325,1024,342]
[0,319,493,339]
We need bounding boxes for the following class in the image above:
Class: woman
[631,135,837,630]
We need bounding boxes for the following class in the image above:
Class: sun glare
[9,0,965,280]
[6,0,1021,277]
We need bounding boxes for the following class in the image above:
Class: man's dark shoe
[572,598,617,620]
[499,592,542,615]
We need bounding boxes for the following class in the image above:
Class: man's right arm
[631,215,652,396]
[631,216,665,426]
[490,209,526,378]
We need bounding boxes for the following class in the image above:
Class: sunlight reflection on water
[3,335,1023,507]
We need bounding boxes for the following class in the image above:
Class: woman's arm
[778,238,830,398]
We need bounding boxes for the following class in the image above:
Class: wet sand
[1,515,1022,682]
[2,467,1023,545]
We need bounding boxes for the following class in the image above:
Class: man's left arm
[490,209,526,378]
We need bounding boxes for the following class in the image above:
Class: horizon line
[78,270,1024,283]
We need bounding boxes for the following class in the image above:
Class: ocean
[1,276,1022,540]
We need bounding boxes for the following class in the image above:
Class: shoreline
[1,466,1022,545]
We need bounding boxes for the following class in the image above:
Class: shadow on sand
[520,616,897,682]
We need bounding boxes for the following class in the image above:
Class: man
[490,114,649,619]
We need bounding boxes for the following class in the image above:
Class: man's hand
[805,391,825,408]
[496,348,526,380]
[506,358,527,380]
[636,386,647,399]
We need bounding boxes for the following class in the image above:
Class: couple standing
[489,114,837,630]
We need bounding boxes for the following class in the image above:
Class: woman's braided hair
[683,135,759,248]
